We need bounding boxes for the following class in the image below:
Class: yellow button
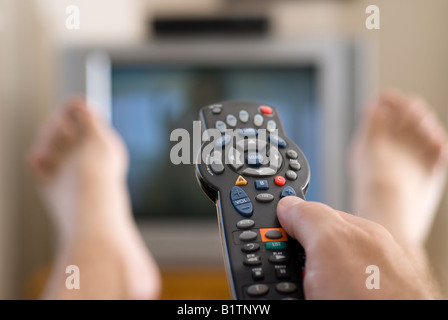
[235,176,248,186]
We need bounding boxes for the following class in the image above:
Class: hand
[277,196,440,299]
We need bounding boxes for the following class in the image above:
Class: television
[60,37,374,266]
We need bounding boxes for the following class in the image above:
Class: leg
[349,90,448,287]
[28,98,161,299]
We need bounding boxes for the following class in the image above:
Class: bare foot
[350,90,448,250]
[28,98,161,300]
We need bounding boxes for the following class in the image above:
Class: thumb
[277,196,342,249]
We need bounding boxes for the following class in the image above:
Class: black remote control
[195,101,310,300]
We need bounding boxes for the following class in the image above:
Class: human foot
[28,98,161,300]
[350,90,448,248]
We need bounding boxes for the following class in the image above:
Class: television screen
[111,65,321,220]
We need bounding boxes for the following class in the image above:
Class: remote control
[195,101,310,300]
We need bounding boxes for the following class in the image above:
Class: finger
[276,196,345,249]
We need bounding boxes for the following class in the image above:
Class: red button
[274,176,286,186]
[260,106,273,115]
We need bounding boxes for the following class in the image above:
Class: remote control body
[195,101,310,300]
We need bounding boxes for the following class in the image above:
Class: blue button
[269,134,287,148]
[247,152,264,167]
[215,134,232,148]
[231,186,253,217]
[281,186,297,198]
[255,180,269,190]
[238,128,258,137]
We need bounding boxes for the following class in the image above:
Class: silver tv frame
[60,37,375,267]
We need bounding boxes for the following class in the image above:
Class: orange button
[235,175,248,186]
[274,176,286,186]
[260,106,273,115]
[260,228,288,242]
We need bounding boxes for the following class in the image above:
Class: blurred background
[0,0,447,299]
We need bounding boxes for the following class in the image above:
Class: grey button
[256,193,274,203]
[214,134,231,148]
[242,243,260,253]
[243,254,262,266]
[212,107,222,115]
[265,230,283,239]
[276,282,297,294]
[275,265,290,279]
[236,139,267,153]
[239,110,249,123]
[289,160,301,171]
[238,128,258,137]
[239,231,258,241]
[247,284,269,297]
[269,254,290,264]
[242,167,276,177]
[254,114,264,127]
[286,170,297,180]
[226,114,237,127]
[286,149,298,159]
[227,148,244,171]
[267,120,277,132]
[215,120,227,133]
[237,219,255,229]
[252,268,264,280]
[210,162,224,174]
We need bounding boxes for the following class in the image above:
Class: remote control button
[239,231,258,241]
[242,167,276,177]
[281,186,297,198]
[275,265,290,279]
[254,114,264,127]
[233,199,253,217]
[247,152,264,167]
[285,170,297,181]
[210,161,225,174]
[247,284,269,297]
[237,139,267,153]
[215,120,227,133]
[269,147,282,170]
[226,114,237,127]
[231,186,253,217]
[260,228,288,242]
[238,128,258,137]
[266,241,287,251]
[227,148,244,171]
[260,106,273,115]
[269,253,290,264]
[286,149,298,159]
[212,106,222,114]
[269,134,287,148]
[265,229,283,240]
[254,180,269,190]
[241,243,260,253]
[274,176,286,186]
[289,160,301,171]
[239,110,249,123]
[244,254,262,266]
[215,134,231,148]
[256,193,274,203]
[251,268,264,280]
[267,120,277,132]
[237,219,255,230]
[276,282,297,294]
[235,175,248,186]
